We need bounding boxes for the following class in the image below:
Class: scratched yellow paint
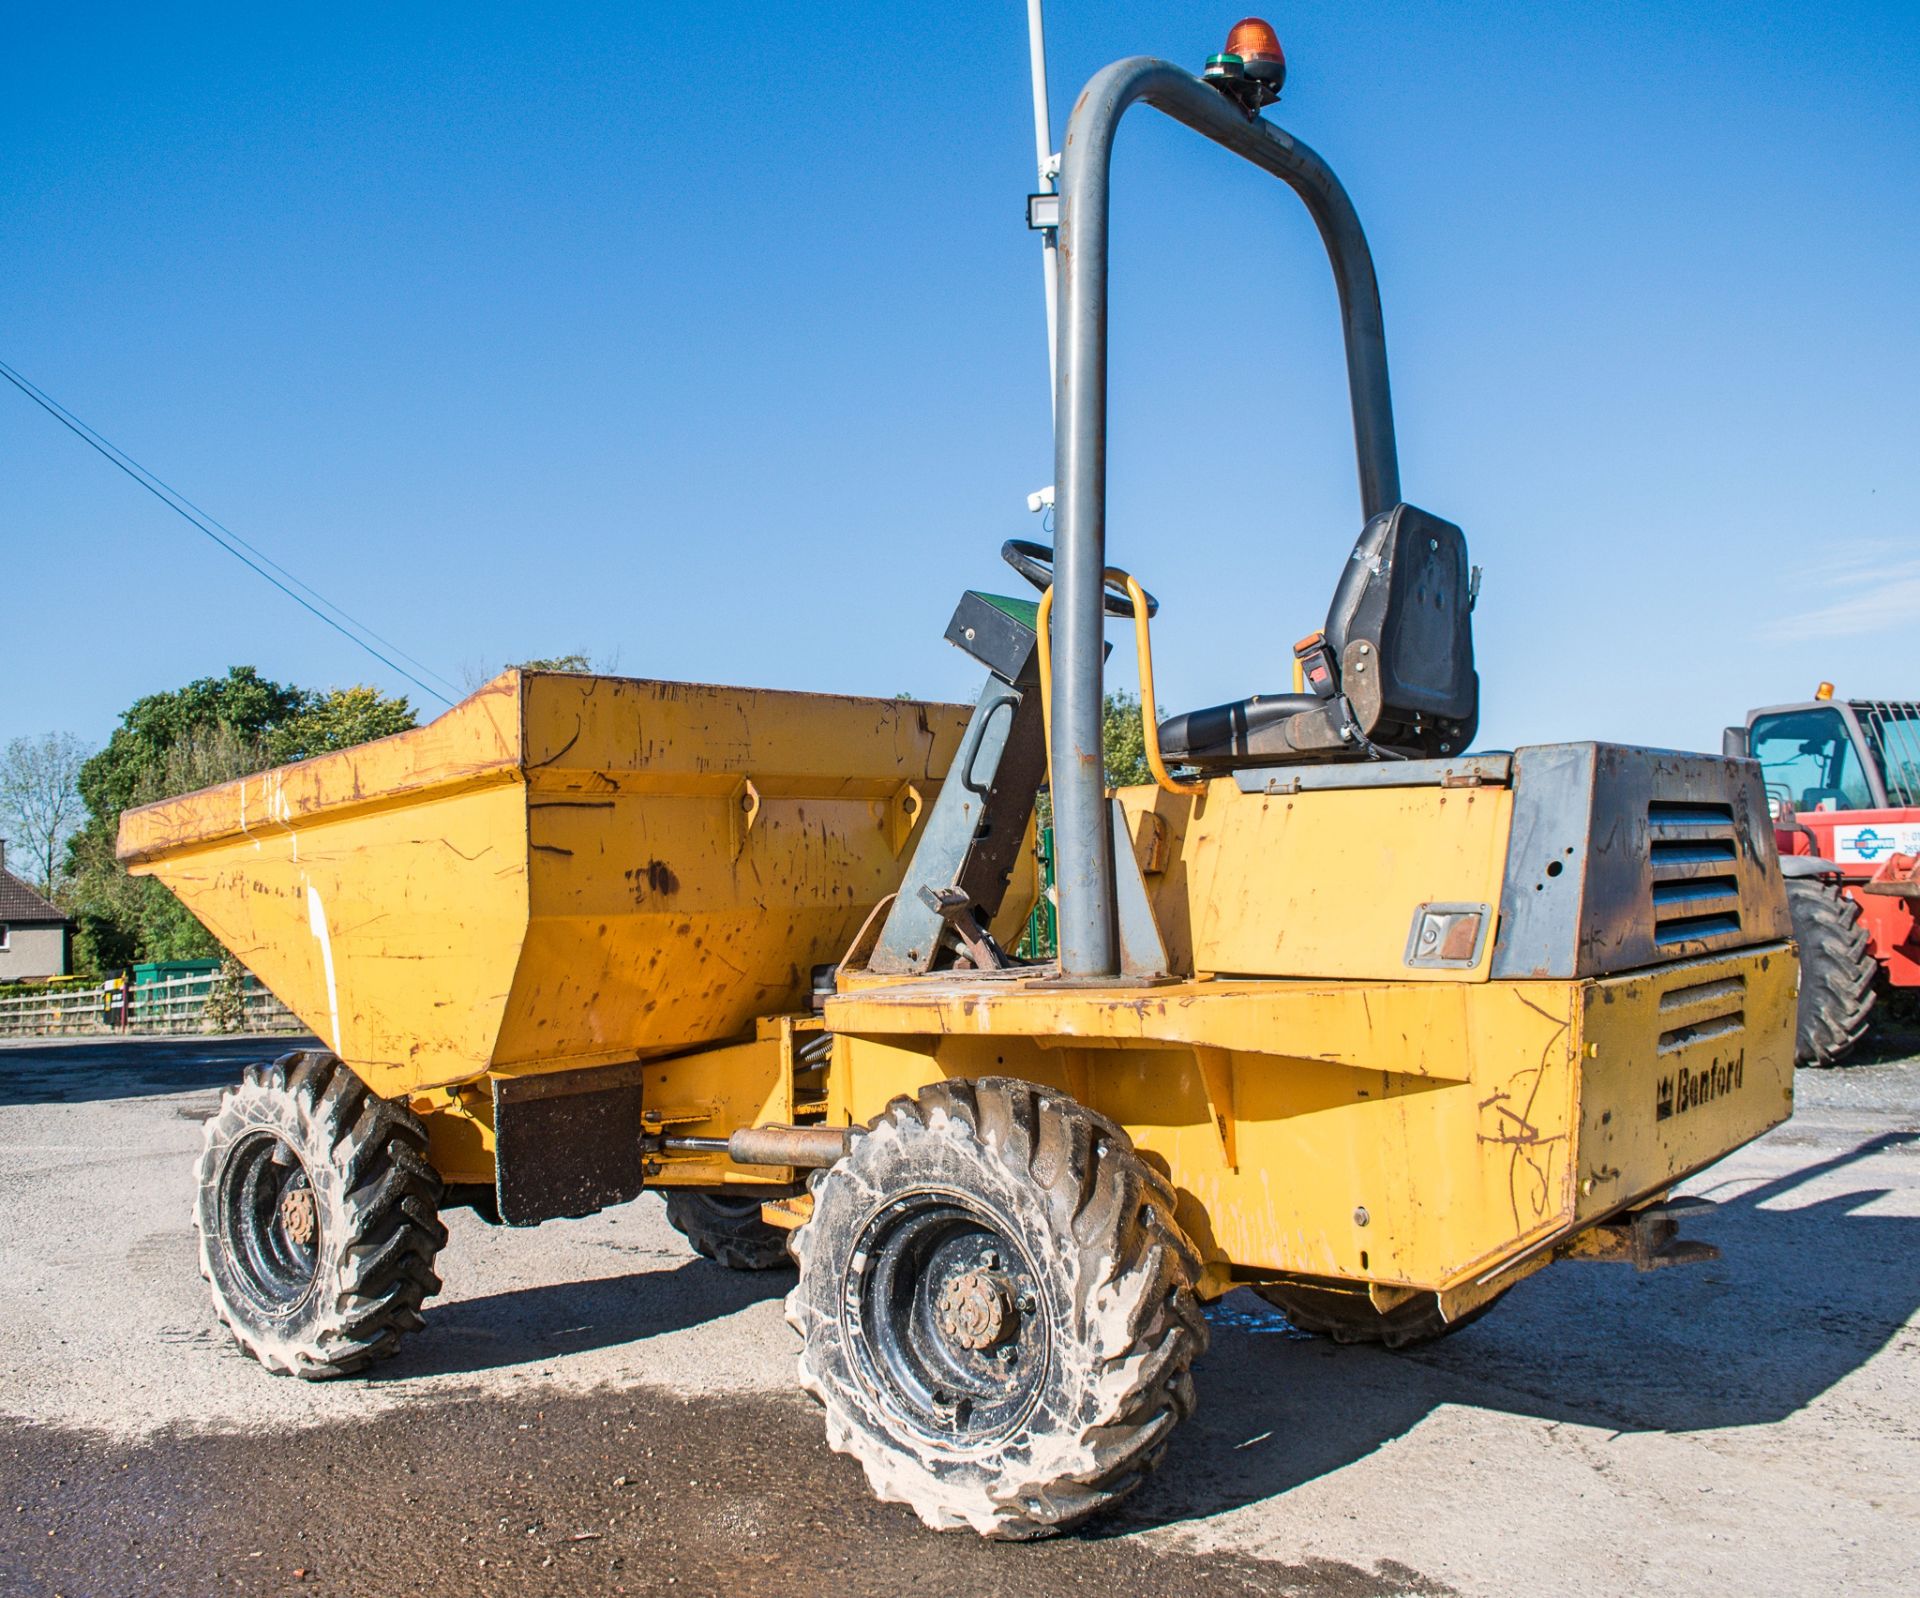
[1116,778,1514,980]
[118,670,1007,1098]
[1573,945,1797,1225]
[826,944,1792,1292]
[120,668,1790,1308]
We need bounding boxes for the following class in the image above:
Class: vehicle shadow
[380,1256,795,1381]
[1109,1130,1920,1534]
[1855,1009,1920,1065]
[0,1035,317,1106]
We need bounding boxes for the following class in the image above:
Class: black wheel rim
[218,1129,320,1314]
[845,1189,1050,1445]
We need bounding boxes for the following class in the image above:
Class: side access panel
[827,947,1795,1292]
[1571,945,1796,1225]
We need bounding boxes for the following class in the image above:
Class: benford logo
[1655,1051,1745,1122]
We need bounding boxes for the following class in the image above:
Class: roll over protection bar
[1049,57,1401,977]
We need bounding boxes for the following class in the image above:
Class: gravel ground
[2,1028,1917,1597]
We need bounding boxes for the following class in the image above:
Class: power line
[0,357,459,708]
[0,358,460,706]
[5,361,465,703]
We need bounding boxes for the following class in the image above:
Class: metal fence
[0,971,303,1039]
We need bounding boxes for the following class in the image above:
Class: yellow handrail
[1035,570,1204,799]
[1121,573,1206,796]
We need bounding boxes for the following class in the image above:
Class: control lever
[916,885,1011,971]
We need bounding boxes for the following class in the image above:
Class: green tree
[1101,690,1155,789]
[64,668,415,973]
[269,685,416,764]
[511,654,595,673]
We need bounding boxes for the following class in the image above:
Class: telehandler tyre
[194,1050,446,1379]
[1785,876,1876,1067]
[1253,1282,1505,1349]
[787,1077,1207,1539]
[663,1191,791,1270]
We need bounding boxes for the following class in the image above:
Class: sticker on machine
[1833,822,1920,864]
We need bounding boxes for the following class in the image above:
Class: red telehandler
[1726,688,1920,1064]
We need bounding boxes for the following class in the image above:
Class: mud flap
[492,1062,647,1225]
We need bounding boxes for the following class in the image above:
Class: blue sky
[3,1,1915,760]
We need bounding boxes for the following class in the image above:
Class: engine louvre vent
[1647,800,1743,946]
[1491,744,1791,981]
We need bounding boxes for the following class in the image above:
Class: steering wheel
[1001,539,1158,618]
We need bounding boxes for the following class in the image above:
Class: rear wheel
[1253,1282,1505,1349]
[662,1191,791,1270]
[1786,876,1877,1067]
[787,1078,1207,1539]
[194,1050,446,1378]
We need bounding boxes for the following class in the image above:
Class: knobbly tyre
[121,18,1798,1541]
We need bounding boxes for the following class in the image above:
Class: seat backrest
[1155,501,1479,770]
[1322,503,1477,753]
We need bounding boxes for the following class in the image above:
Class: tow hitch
[1559,1196,1721,1271]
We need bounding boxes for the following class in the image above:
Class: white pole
[1026,0,1059,422]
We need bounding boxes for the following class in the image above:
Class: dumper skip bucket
[118,671,984,1097]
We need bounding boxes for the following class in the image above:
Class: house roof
[0,868,67,924]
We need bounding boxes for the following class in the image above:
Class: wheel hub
[218,1130,321,1313]
[846,1194,1049,1443]
[279,1186,317,1247]
[937,1269,1014,1351]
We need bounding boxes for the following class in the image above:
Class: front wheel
[787,1078,1207,1539]
[194,1050,446,1378]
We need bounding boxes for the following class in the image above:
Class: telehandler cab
[1725,687,1920,1063]
[121,18,1798,1541]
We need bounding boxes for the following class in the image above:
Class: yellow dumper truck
[120,19,1796,1540]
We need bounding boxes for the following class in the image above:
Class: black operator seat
[1157,503,1479,770]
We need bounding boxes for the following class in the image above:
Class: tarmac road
[3,1029,1918,1598]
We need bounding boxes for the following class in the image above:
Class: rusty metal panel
[1571,944,1796,1224]
[1491,743,1792,979]
[829,974,1581,1286]
[830,942,1793,1291]
[1231,753,1512,795]
[126,775,532,1097]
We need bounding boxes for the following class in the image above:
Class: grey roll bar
[1050,56,1402,977]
